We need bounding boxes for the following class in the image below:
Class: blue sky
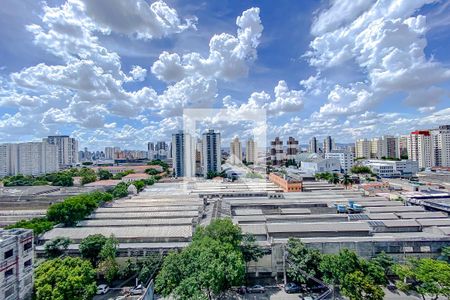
[0,0,449,150]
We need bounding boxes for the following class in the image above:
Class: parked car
[247,285,265,293]
[237,286,247,294]
[308,283,327,292]
[96,284,110,295]
[129,284,144,295]
[302,297,314,300]
[285,282,301,293]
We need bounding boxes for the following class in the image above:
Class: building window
[5,268,13,278]
[4,249,13,259]
[4,286,15,298]
[24,259,32,268]
[24,241,32,251]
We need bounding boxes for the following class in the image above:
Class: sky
[0,0,449,150]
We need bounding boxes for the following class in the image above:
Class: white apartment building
[363,159,418,178]
[370,137,383,159]
[202,130,221,177]
[430,125,450,167]
[172,131,195,177]
[246,138,257,164]
[0,142,59,177]
[407,131,432,169]
[325,150,354,173]
[355,139,371,159]
[0,229,34,300]
[229,137,243,165]
[44,135,78,168]
[104,147,115,160]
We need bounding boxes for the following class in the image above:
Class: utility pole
[282,245,287,286]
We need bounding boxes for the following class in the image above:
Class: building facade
[202,130,221,177]
[323,136,333,154]
[286,137,299,161]
[325,150,354,173]
[0,142,59,177]
[309,137,318,153]
[44,135,78,168]
[430,125,450,167]
[229,137,243,165]
[363,160,419,178]
[270,137,284,165]
[147,142,155,160]
[355,139,371,159]
[155,141,168,161]
[408,131,432,169]
[172,131,195,177]
[246,138,257,164]
[0,229,34,300]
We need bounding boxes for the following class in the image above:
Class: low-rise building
[296,153,341,174]
[363,160,419,178]
[268,173,302,192]
[0,229,34,300]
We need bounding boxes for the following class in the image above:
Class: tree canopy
[286,238,322,284]
[393,258,450,300]
[155,218,261,299]
[34,257,97,300]
[44,237,71,258]
[319,249,384,300]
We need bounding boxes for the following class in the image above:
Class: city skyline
[0,1,449,149]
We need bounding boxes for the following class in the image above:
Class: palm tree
[328,173,340,185]
[341,173,353,189]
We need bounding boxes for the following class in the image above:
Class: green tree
[328,173,340,184]
[371,252,394,280]
[155,219,247,299]
[34,257,96,300]
[393,258,450,300]
[145,168,160,175]
[79,234,108,266]
[5,217,54,235]
[111,182,130,198]
[351,166,373,174]
[44,237,71,258]
[241,233,265,263]
[81,173,97,185]
[441,246,450,263]
[341,270,384,300]
[97,169,113,180]
[341,173,353,189]
[50,173,74,186]
[286,238,322,284]
[133,180,145,191]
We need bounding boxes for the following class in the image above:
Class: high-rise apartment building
[430,125,450,167]
[383,135,398,159]
[246,138,257,164]
[104,147,114,159]
[397,135,409,158]
[202,130,221,177]
[407,130,432,169]
[229,137,242,165]
[155,141,168,161]
[370,137,383,159]
[270,137,284,165]
[286,137,299,160]
[44,135,78,168]
[309,137,318,153]
[355,139,371,159]
[147,142,155,160]
[323,136,333,153]
[172,131,195,177]
[0,229,34,300]
[325,150,354,173]
[0,142,59,177]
